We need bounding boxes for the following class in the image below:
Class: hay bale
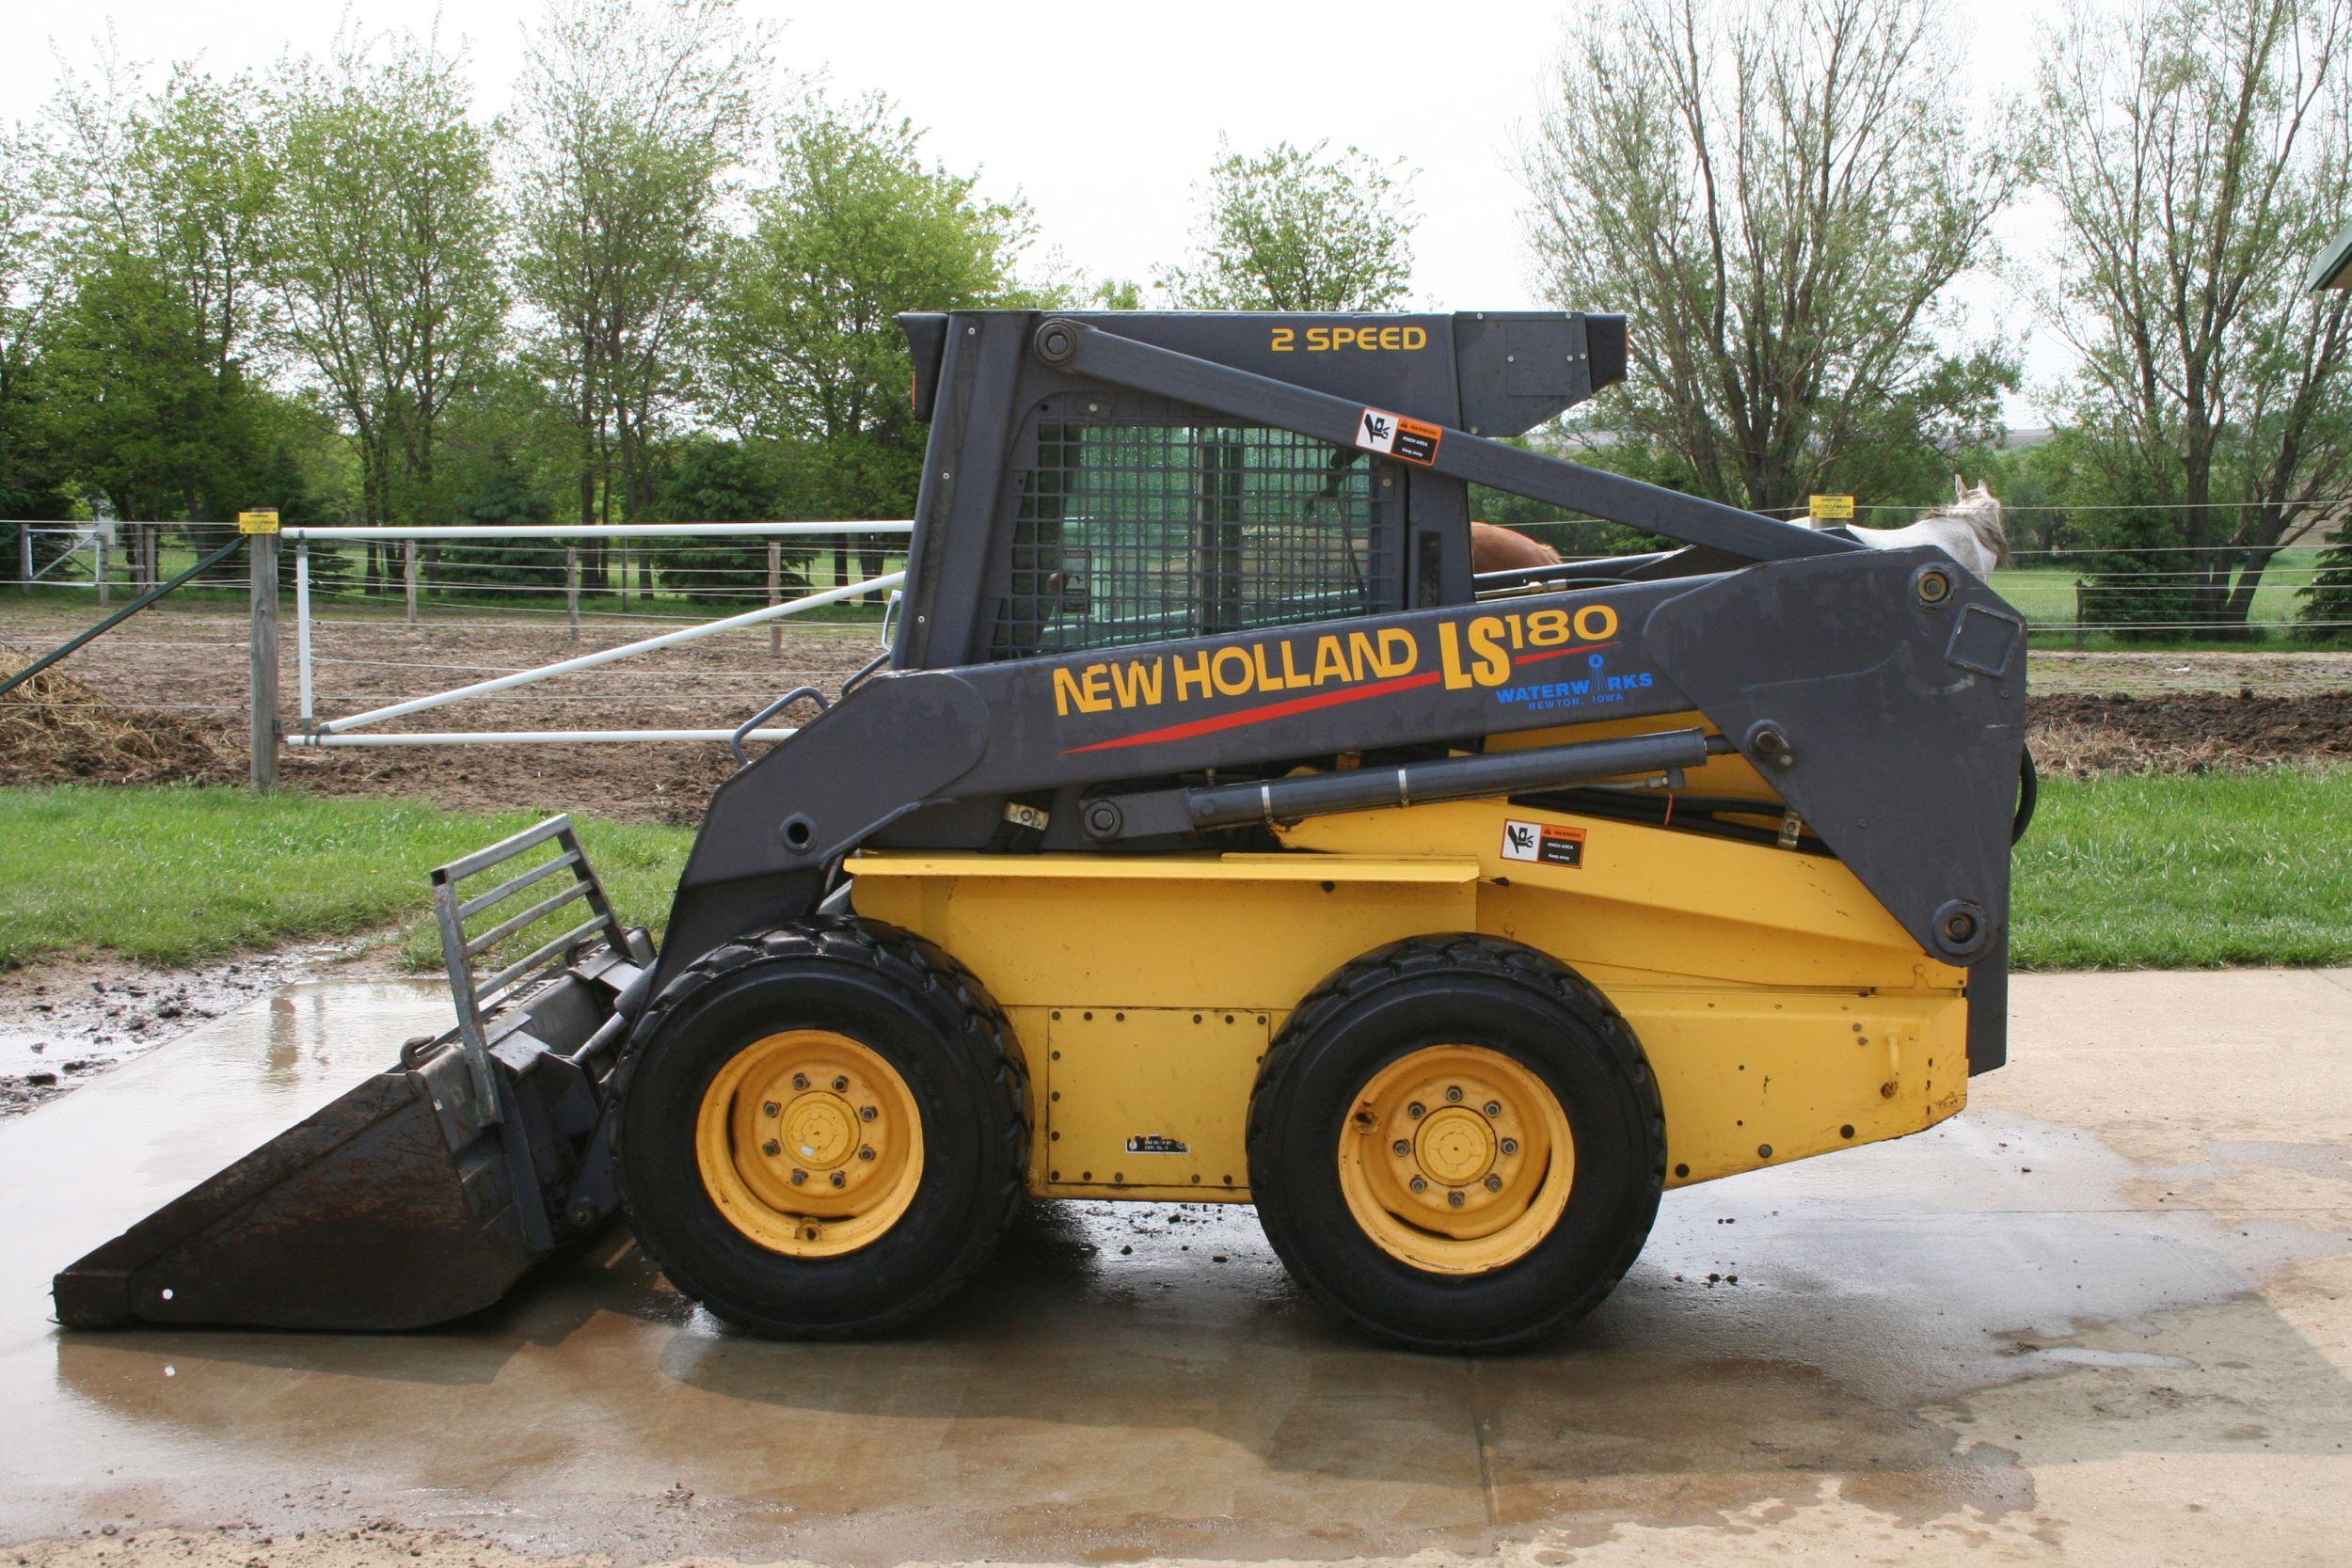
[0,649,241,787]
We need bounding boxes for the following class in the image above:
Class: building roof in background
[2312,217,2352,291]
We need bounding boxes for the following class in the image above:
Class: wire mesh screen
[990,420,1396,658]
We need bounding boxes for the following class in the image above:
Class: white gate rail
[274,521,911,751]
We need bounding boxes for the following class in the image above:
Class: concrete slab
[1,971,2349,1566]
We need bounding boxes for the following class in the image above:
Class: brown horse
[1470,521,1561,574]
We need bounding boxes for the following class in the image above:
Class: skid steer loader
[55,309,2030,1352]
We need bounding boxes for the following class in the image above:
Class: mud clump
[2028,689,2352,777]
[0,650,240,787]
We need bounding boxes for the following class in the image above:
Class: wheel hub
[1413,1106,1496,1186]
[695,1030,923,1258]
[1337,1044,1576,1274]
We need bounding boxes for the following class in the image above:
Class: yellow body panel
[845,800,1972,1202]
[849,853,1478,1200]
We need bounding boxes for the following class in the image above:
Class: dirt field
[3,604,2346,821]
[0,605,889,823]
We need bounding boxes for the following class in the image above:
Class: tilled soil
[0,606,889,824]
[1,605,2346,821]
[2028,689,2352,776]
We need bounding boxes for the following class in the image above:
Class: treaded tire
[1248,933,1664,1354]
[614,915,1027,1337]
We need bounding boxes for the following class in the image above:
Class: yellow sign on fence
[238,509,280,534]
[1807,495,1854,521]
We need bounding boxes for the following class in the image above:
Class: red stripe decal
[1057,638,1624,755]
[1515,638,1620,666]
[1063,669,1445,753]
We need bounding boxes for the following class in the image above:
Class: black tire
[1247,934,1664,1353]
[614,916,1028,1337]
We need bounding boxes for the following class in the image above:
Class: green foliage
[710,91,1030,538]
[648,437,809,601]
[437,453,564,589]
[2298,532,2352,638]
[1520,0,2018,512]
[2075,506,2209,640]
[271,30,505,531]
[1156,139,1416,311]
[2028,0,2352,637]
[0,785,690,969]
[40,247,269,523]
[512,0,770,528]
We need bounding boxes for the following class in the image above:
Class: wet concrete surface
[1,972,2348,1565]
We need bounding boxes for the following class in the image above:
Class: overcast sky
[8,0,2071,423]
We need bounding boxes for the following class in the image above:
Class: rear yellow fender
[847,800,1967,1202]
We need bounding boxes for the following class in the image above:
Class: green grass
[2011,767,2352,969]
[4,771,2348,976]
[0,785,691,971]
[1986,564,2345,650]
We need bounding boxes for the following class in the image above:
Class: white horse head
[1826,481,2010,579]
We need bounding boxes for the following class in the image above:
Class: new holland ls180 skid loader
[56,309,2031,1352]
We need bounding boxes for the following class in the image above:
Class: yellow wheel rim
[694,1030,923,1258]
[1337,1045,1575,1275]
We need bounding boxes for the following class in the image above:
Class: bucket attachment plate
[53,816,653,1332]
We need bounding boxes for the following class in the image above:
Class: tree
[1156,139,1415,311]
[2030,0,2352,638]
[709,93,1029,594]
[648,436,803,600]
[41,246,270,526]
[0,123,72,569]
[2297,519,2352,636]
[272,26,505,585]
[44,52,281,565]
[1519,0,2018,513]
[512,0,770,585]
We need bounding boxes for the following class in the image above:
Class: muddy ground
[0,939,398,1120]
[4,606,2346,822]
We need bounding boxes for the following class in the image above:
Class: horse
[1469,480,2010,582]
[1470,520,1562,574]
[1833,480,2010,579]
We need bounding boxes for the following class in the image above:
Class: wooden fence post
[95,529,109,606]
[17,526,29,592]
[566,547,581,644]
[249,530,279,792]
[768,541,782,657]
[405,539,419,625]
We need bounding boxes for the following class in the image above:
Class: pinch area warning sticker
[1357,407,1442,466]
[1501,818,1585,868]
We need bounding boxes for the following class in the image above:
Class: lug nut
[1408,1176,1428,1194]
[1445,1085,1463,1102]
[1485,1175,1503,1192]
[1501,1137,1519,1155]
[763,1101,781,1117]
[792,1072,809,1090]
[1483,1101,1502,1118]
[1447,1190,1466,1208]
[858,1146,876,1161]
[829,1171,847,1188]
[761,1138,782,1157]
[860,1104,878,1121]
[1407,1101,1425,1119]
[832,1075,849,1092]
[789,1168,806,1185]
[1392,1139,1412,1156]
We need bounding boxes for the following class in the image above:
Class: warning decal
[1357,407,1442,466]
[1500,818,1586,869]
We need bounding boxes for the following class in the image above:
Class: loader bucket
[53,817,650,1332]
